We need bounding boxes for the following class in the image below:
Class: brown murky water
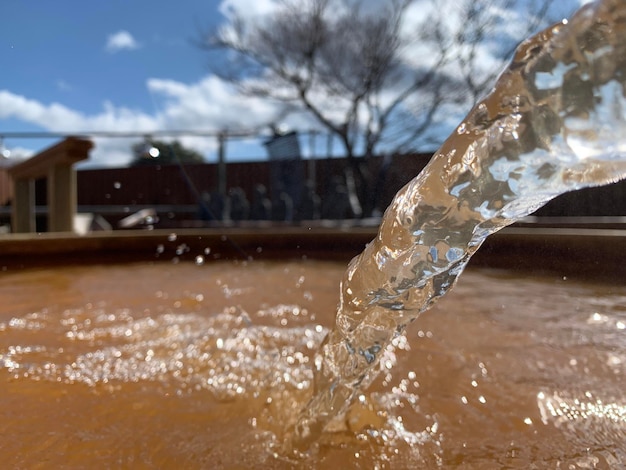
[0,259,625,468]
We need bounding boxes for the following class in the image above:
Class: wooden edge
[1,227,625,282]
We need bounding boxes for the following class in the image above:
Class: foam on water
[0,261,446,466]
[293,0,626,450]
[0,304,325,399]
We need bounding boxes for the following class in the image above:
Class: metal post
[217,132,227,197]
[326,132,333,158]
[308,131,317,188]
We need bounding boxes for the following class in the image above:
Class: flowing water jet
[292,0,626,450]
[2,1,626,467]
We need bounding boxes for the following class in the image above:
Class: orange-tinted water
[1,259,625,468]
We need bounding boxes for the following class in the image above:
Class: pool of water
[0,259,625,468]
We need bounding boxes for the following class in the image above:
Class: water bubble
[113,181,121,189]
[445,247,463,262]
[195,255,204,266]
[168,233,177,242]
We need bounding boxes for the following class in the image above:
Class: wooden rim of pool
[1,225,625,281]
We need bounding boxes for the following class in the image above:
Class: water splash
[293,0,626,450]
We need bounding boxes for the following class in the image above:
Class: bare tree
[202,0,568,216]
[210,1,420,157]
[435,0,553,103]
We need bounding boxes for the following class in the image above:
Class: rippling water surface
[1,260,624,468]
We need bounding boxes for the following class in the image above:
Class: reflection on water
[0,260,624,468]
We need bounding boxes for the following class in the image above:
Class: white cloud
[0,90,83,127]
[147,76,281,131]
[0,74,287,168]
[0,90,158,167]
[0,145,32,164]
[105,30,140,53]
[218,0,277,20]
[0,91,157,135]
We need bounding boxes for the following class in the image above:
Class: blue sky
[1,0,240,166]
[0,0,585,168]
[2,1,218,113]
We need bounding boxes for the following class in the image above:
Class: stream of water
[293,0,626,450]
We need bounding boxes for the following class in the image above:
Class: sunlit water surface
[0,260,624,468]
